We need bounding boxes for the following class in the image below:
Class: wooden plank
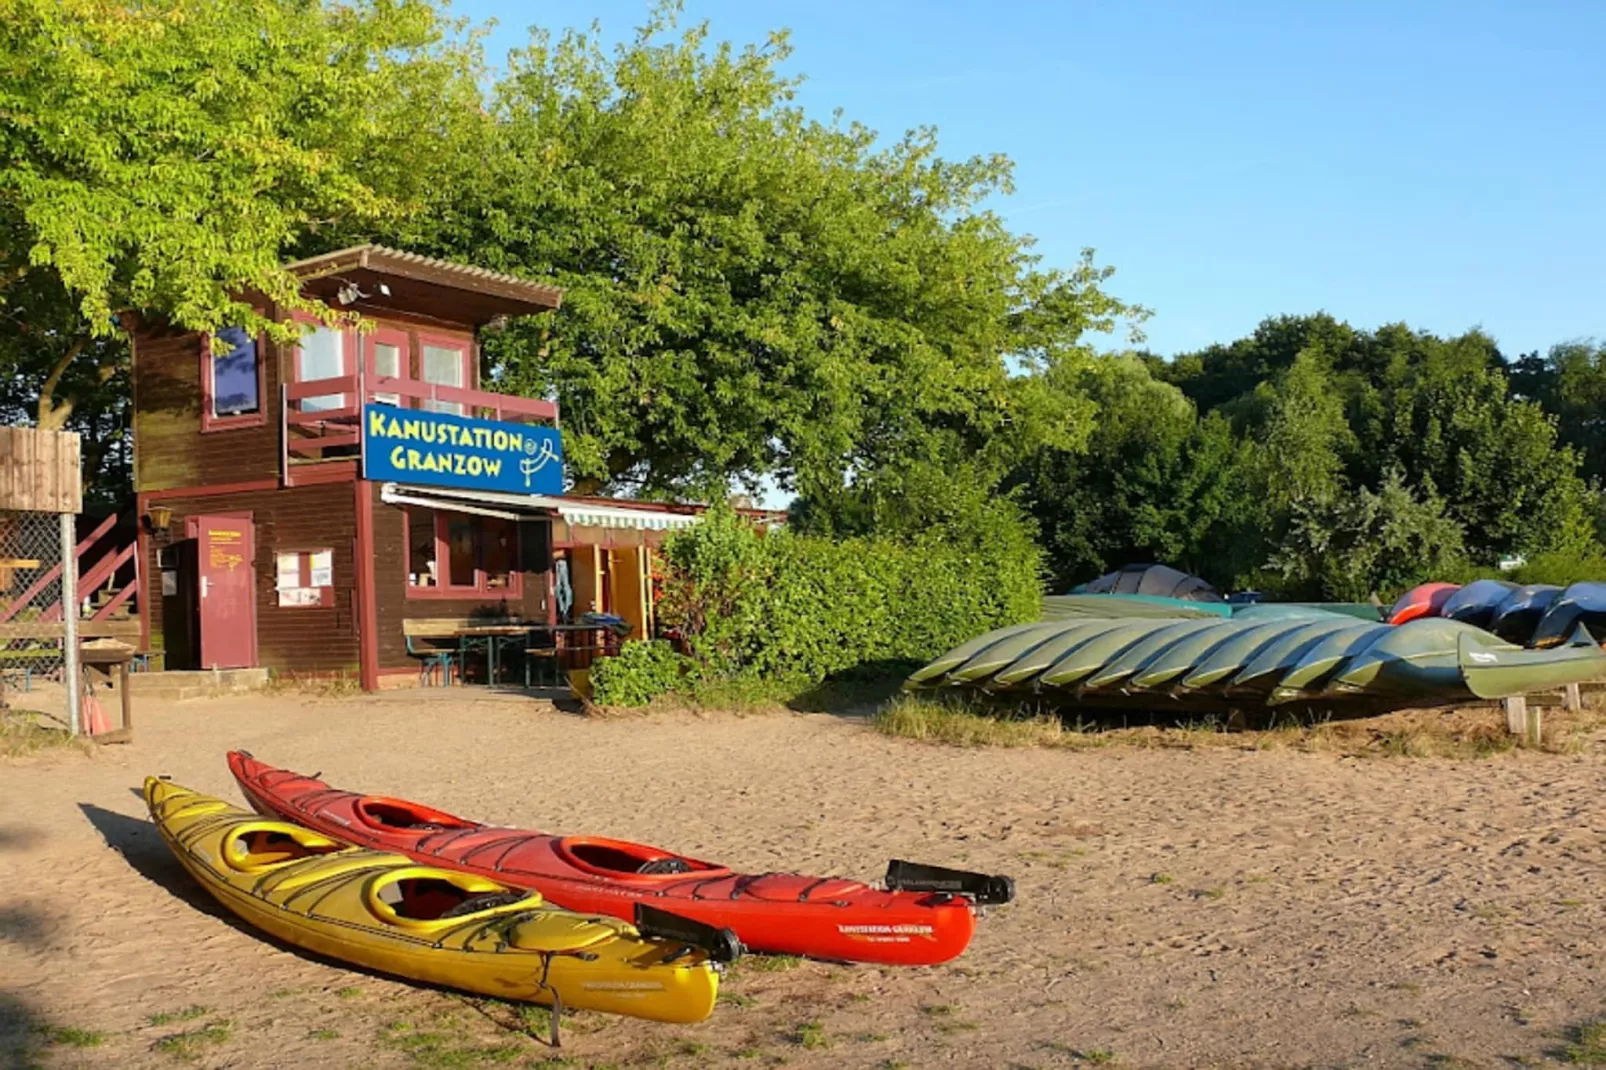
[0,427,82,513]
[1564,683,1581,711]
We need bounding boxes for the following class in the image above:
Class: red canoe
[227,752,1012,966]
[1387,582,1461,625]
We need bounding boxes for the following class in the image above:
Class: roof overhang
[286,244,562,328]
[379,483,706,532]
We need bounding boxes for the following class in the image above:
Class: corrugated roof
[285,244,563,309]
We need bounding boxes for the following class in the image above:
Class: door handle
[201,576,210,599]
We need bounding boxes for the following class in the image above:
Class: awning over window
[378,483,705,532]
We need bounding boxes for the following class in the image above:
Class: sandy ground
[5,689,1606,1070]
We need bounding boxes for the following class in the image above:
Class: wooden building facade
[126,245,732,689]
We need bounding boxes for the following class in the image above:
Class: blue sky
[454,0,1604,360]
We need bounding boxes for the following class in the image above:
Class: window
[297,323,348,412]
[420,337,468,415]
[201,327,263,431]
[367,328,409,407]
[275,548,334,607]
[406,508,520,596]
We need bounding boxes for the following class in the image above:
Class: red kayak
[227,752,1012,966]
[1387,582,1461,624]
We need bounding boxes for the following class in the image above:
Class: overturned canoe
[1531,582,1606,647]
[1489,584,1563,645]
[1387,583,1461,625]
[146,778,730,1024]
[229,753,1010,967]
[1458,625,1606,698]
[1440,579,1521,630]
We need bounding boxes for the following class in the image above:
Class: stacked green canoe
[906,614,1606,713]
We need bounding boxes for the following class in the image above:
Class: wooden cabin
[124,245,758,688]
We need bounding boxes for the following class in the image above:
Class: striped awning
[378,483,704,532]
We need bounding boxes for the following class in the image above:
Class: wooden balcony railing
[282,374,559,471]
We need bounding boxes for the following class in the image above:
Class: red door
[196,515,257,669]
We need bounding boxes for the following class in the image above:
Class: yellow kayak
[144,777,729,1026]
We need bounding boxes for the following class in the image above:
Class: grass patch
[381,1024,524,1068]
[43,1026,106,1048]
[876,694,1078,748]
[877,691,1606,760]
[718,993,758,1009]
[1077,1050,1119,1065]
[1562,1021,1606,1065]
[1150,872,1174,885]
[743,954,803,974]
[153,1019,233,1057]
[1,710,89,758]
[148,1006,209,1026]
[335,986,364,999]
[793,1021,829,1049]
[307,1028,340,1040]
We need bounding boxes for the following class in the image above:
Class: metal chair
[405,634,455,686]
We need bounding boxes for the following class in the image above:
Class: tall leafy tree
[0,0,482,498]
[364,11,1142,498]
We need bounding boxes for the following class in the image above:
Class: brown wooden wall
[143,483,361,674]
[368,483,550,670]
[132,327,284,493]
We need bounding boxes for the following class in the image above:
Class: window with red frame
[405,507,519,595]
[275,548,334,607]
[201,327,264,430]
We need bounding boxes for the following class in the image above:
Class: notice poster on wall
[308,550,333,588]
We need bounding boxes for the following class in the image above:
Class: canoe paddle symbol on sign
[521,437,559,489]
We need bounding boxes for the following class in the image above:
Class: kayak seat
[637,858,693,875]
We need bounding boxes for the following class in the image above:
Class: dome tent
[1073,563,1223,603]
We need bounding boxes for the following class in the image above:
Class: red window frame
[365,326,412,407]
[287,311,355,412]
[404,508,523,599]
[276,547,335,609]
[199,328,267,432]
[416,330,473,413]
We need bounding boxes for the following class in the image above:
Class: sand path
[4,690,1606,1068]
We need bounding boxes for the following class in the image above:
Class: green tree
[1266,470,1467,601]
[1010,355,1256,590]
[367,10,1142,498]
[0,0,481,501]
[1508,340,1606,481]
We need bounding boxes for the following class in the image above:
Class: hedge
[655,504,1042,684]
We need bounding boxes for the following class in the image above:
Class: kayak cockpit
[556,837,729,879]
[223,824,345,872]
[354,796,476,835]
[367,867,538,928]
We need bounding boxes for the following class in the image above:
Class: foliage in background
[1016,314,1606,601]
[657,504,1041,685]
[0,0,481,499]
[588,640,693,707]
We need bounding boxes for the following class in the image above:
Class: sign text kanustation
[360,404,563,496]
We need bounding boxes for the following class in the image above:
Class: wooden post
[1503,696,1526,736]
[61,511,79,736]
[1526,702,1543,747]
[1564,683,1582,711]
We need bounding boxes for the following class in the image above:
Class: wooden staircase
[0,513,142,642]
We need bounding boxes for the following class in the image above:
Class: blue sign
[361,404,563,496]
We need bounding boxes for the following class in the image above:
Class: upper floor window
[420,335,469,415]
[201,326,264,432]
[296,323,350,413]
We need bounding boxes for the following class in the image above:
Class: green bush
[588,640,692,708]
[657,504,1042,684]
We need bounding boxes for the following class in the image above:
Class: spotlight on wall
[335,282,371,306]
